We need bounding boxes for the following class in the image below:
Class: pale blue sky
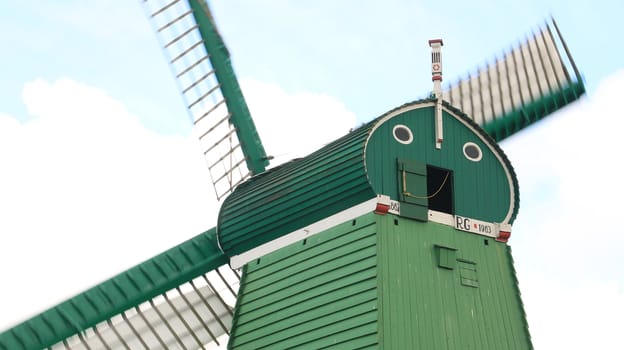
[1,1,623,348]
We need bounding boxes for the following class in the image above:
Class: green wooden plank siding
[218,124,377,256]
[376,214,532,349]
[0,229,227,350]
[366,103,517,223]
[228,213,379,349]
[231,210,531,349]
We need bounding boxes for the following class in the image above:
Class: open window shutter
[397,158,428,221]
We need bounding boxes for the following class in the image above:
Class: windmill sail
[143,0,269,200]
[0,229,239,349]
[442,18,585,141]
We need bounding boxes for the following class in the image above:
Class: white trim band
[428,210,512,240]
[230,197,378,269]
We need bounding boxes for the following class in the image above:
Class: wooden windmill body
[0,1,584,349]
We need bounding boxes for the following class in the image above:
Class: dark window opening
[463,142,482,162]
[465,145,480,159]
[393,125,413,144]
[394,127,410,141]
[427,165,453,215]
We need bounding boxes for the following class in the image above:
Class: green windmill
[0,1,584,349]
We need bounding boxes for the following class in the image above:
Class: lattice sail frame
[0,229,239,350]
[143,0,269,200]
[51,267,239,350]
[441,18,585,141]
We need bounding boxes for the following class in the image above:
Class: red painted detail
[496,231,511,243]
[474,223,478,228]
[375,202,390,215]
[432,76,442,81]
[437,138,443,143]
[428,39,444,46]
[432,63,440,71]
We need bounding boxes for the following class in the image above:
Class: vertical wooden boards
[397,158,429,221]
[377,214,532,349]
[365,104,516,224]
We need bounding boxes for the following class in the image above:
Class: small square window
[435,244,457,270]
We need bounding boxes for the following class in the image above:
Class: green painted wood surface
[228,213,379,349]
[397,158,428,221]
[366,103,518,224]
[218,123,377,256]
[0,228,227,350]
[230,211,531,349]
[218,98,520,259]
[376,214,532,349]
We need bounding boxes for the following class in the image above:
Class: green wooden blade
[0,228,238,350]
[143,0,269,200]
[442,18,585,142]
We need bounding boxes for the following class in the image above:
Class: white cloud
[522,275,624,349]
[241,78,357,164]
[0,78,217,329]
[503,70,624,349]
[0,77,357,330]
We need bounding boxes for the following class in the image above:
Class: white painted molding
[230,197,378,269]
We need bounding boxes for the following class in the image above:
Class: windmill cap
[428,39,444,46]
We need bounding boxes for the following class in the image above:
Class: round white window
[393,125,413,144]
[463,142,482,162]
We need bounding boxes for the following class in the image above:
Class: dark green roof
[217,121,378,256]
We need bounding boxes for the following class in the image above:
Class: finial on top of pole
[429,39,444,98]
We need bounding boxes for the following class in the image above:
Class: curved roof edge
[217,124,377,256]
[442,100,521,223]
[363,97,520,224]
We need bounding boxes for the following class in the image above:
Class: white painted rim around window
[463,142,482,162]
[393,124,413,144]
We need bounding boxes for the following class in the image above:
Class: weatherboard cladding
[0,229,227,350]
[230,212,532,349]
[228,213,379,349]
